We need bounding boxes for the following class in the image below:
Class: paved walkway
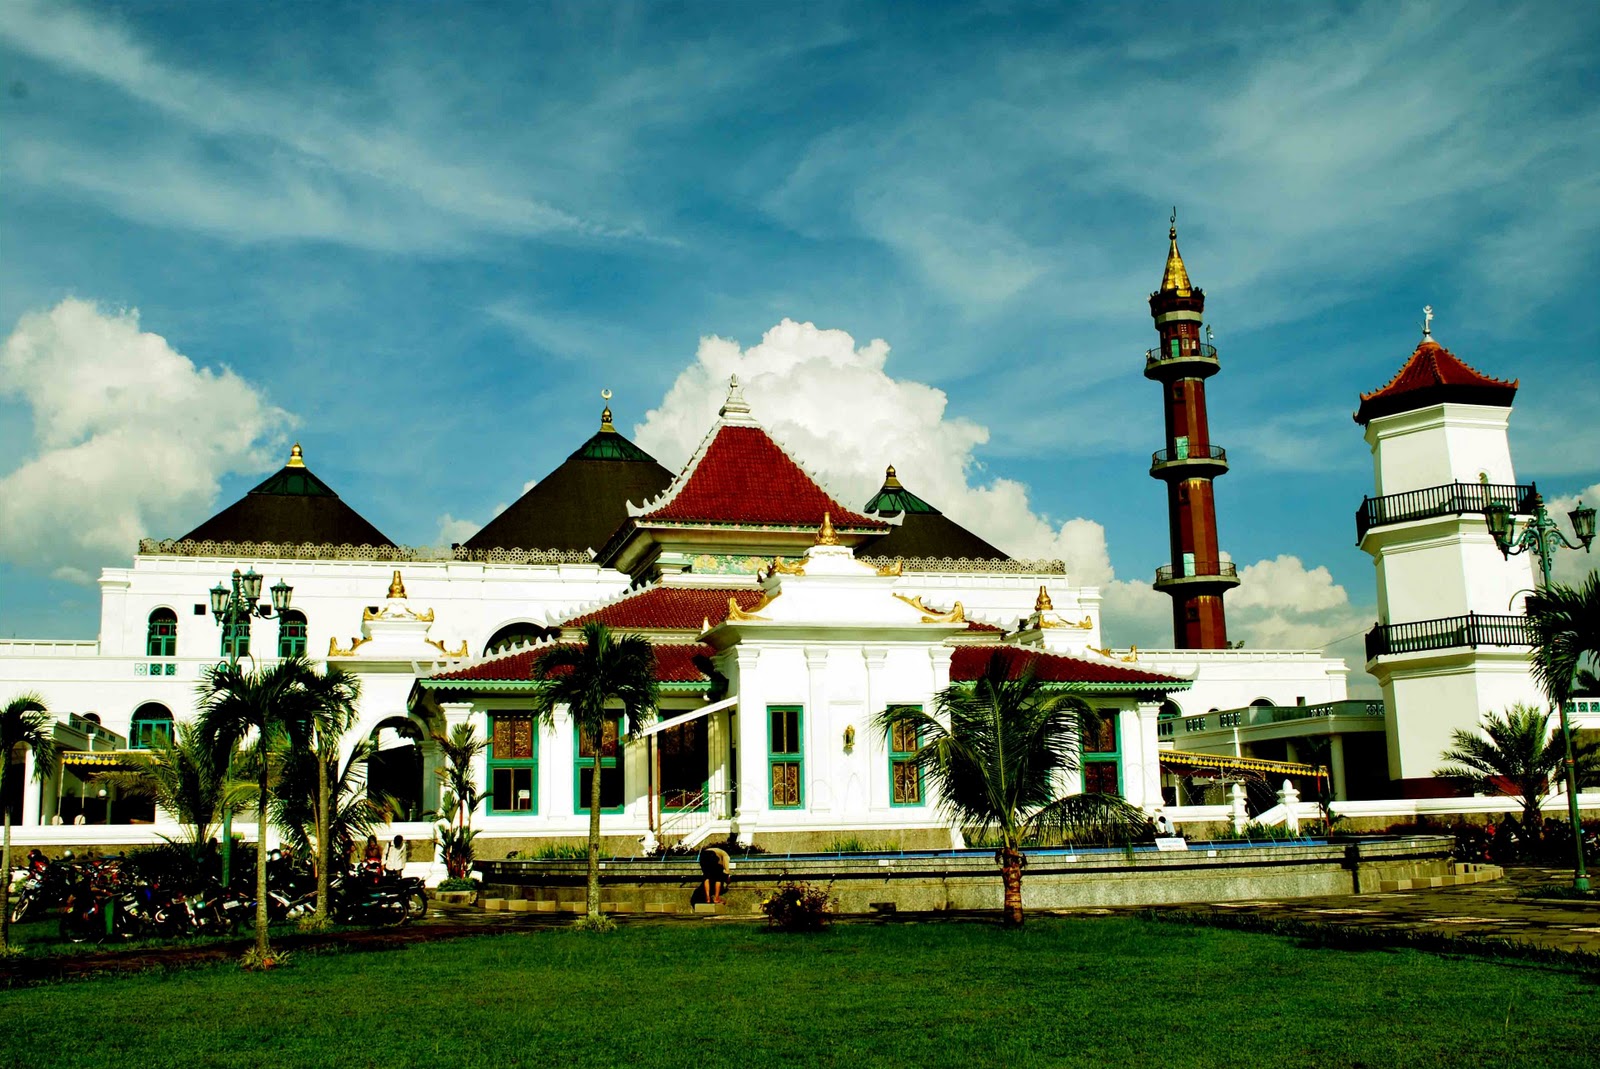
[1069,866,1600,955]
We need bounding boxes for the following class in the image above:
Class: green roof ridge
[248,466,340,498]
[570,429,657,462]
[864,484,939,516]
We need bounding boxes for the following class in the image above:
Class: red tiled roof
[561,585,765,630]
[429,643,717,685]
[949,645,1185,687]
[1355,341,1517,425]
[640,425,885,529]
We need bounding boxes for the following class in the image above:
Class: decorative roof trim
[859,556,1067,575]
[138,539,597,564]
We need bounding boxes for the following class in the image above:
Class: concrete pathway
[1065,866,1600,955]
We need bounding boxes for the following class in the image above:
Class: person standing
[383,834,407,878]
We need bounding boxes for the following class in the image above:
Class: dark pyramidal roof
[180,444,395,546]
[464,406,675,554]
[861,466,1008,561]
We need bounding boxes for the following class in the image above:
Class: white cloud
[635,318,1102,565]
[1541,483,1600,587]
[434,514,482,546]
[0,299,288,580]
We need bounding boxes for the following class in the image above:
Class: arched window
[130,703,174,749]
[221,619,250,659]
[1158,700,1182,720]
[1249,698,1275,709]
[277,610,308,659]
[146,608,178,657]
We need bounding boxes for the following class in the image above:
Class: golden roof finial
[816,512,839,546]
[1034,585,1053,613]
[883,464,902,489]
[600,388,614,431]
[286,443,305,468]
[1161,207,1192,296]
[387,570,407,599]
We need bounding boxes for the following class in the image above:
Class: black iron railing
[1155,560,1238,584]
[1355,481,1537,540]
[1145,341,1218,365]
[1365,613,1532,660]
[1152,444,1228,466]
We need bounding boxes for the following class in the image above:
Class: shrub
[437,877,481,892]
[760,879,836,931]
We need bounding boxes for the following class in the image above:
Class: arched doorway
[366,717,425,821]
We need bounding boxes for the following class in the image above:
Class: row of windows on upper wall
[145,608,308,659]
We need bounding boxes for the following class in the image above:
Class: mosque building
[11,222,1580,856]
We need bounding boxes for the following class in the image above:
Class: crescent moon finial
[601,388,612,401]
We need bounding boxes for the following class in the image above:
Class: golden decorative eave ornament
[1034,585,1053,612]
[727,589,780,622]
[329,635,369,657]
[815,512,839,546]
[388,570,407,599]
[892,593,965,624]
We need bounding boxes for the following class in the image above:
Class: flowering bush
[760,879,836,931]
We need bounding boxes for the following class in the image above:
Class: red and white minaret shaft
[1146,213,1238,648]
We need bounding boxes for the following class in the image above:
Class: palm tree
[271,738,389,875]
[531,622,658,929]
[278,666,360,926]
[1434,704,1600,836]
[2,693,58,952]
[873,653,1147,927]
[1525,571,1600,708]
[432,723,487,881]
[89,723,249,848]
[196,657,326,961]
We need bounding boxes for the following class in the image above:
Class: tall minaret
[1147,212,1237,648]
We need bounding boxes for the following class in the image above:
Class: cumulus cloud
[1543,482,1600,587]
[434,514,483,546]
[636,318,1111,568]
[0,299,288,580]
[635,320,1376,691]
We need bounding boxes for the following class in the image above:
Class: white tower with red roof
[1354,312,1542,794]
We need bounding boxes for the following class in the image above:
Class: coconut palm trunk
[254,760,271,957]
[586,725,604,919]
[998,845,1025,927]
[1,765,13,951]
[316,747,332,923]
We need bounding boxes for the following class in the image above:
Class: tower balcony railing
[1364,612,1532,660]
[1151,444,1228,467]
[1144,341,1218,373]
[1355,481,1538,541]
[1154,560,1238,585]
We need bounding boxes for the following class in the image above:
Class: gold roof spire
[387,570,407,599]
[883,464,902,489]
[600,388,614,432]
[1160,207,1193,297]
[1034,585,1053,613]
[815,511,838,546]
[286,442,305,468]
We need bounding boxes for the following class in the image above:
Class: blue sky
[2,1,1597,686]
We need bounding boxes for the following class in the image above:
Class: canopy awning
[1160,749,1326,779]
[637,694,738,739]
[60,750,145,768]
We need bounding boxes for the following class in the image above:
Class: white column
[733,649,765,838]
[438,701,482,829]
[1131,700,1162,809]
[21,749,41,826]
[863,647,889,811]
[1328,734,1349,801]
[804,647,831,813]
[926,646,955,829]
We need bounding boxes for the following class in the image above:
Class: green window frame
[277,610,308,659]
[1082,707,1122,797]
[220,619,250,660]
[488,714,538,814]
[129,703,174,749]
[574,714,624,814]
[887,706,924,807]
[145,609,177,658]
[767,705,803,809]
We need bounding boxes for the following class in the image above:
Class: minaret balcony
[1150,444,1228,479]
[1364,613,1532,661]
[1144,341,1219,381]
[1153,559,1239,592]
[1354,481,1538,541]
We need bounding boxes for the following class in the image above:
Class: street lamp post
[1485,493,1596,891]
[209,567,294,886]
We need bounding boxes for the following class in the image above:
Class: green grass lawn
[1,917,1594,1069]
